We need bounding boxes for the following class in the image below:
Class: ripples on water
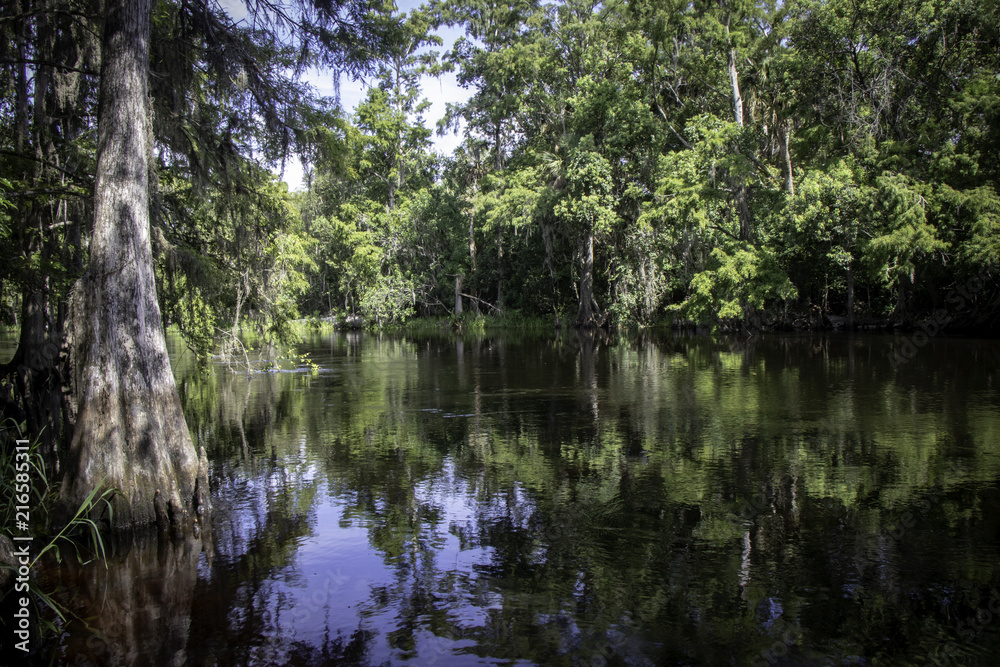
[32,331,1000,665]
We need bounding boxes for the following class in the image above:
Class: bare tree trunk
[496,222,504,311]
[493,122,505,311]
[725,14,753,243]
[468,212,479,315]
[10,288,63,445]
[59,0,209,531]
[782,122,794,196]
[735,181,753,243]
[494,123,503,171]
[575,230,596,328]
[846,261,855,327]
[13,0,30,162]
[454,274,463,316]
[725,14,744,128]
[468,212,477,274]
[728,46,744,127]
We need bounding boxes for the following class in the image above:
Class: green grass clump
[1,420,115,637]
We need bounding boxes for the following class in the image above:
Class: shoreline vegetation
[297,305,998,338]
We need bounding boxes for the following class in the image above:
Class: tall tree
[0,0,100,456]
[58,0,209,530]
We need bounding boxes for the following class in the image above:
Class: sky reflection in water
[39,331,1000,665]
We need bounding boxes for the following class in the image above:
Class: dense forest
[299,0,1000,334]
[3,0,999,358]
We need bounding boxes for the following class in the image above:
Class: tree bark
[725,15,744,128]
[734,180,753,243]
[575,230,596,328]
[496,221,504,311]
[468,211,477,274]
[724,13,753,243]
[895,276,907,323]
[782,122,794,196]
[728,46,744,127]
[468,211,480,315]
[8,287,64,465]
[846,261,855,327]
[59,0,209,531]
[13,0,30,163]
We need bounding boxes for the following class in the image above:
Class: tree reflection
[41,529,207,666]
[36,332,1000,665]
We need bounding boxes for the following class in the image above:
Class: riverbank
[297,305,999,338]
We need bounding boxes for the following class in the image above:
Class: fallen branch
[460,293,501,314]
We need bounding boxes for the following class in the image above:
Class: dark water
[28,331,1000,664]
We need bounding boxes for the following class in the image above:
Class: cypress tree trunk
[782,122,795,197]
[468,212,480,315]
[0,3,70,463]
[575,230,596,328]
[846,261,855,327]
[724,13,753,244]
[59,0,209,531]
[727,46,743,127]
[496,222,504,311]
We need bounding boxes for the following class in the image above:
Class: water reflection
[37,332,1000,665]
[41,529,208,665]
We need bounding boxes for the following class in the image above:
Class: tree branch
[709,224,741,241]
[0,149,93,184]
[655,100,693,150]
[460,292,500,313]
[4,187,90,199]
[0,58,98,76]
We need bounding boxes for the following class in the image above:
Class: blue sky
[220,0,471,190]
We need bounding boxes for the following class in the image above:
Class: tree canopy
[292,0,999,334]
